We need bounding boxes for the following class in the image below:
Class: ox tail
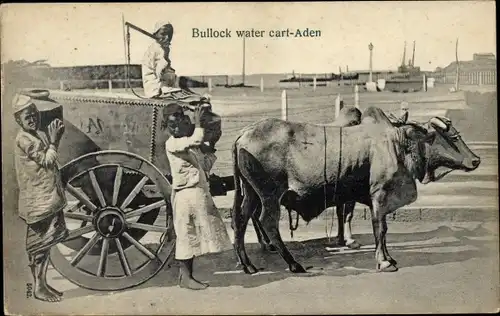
[231,138,244,231]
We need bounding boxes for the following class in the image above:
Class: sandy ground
[4,220,499,315]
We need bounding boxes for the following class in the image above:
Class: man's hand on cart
[48,118,65,147]
[193,104,207,128]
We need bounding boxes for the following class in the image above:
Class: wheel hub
[95,207,126,238]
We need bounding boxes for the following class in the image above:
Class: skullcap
[162,103,183,116]
[12,94,35,114]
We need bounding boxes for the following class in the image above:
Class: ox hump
[239,118,299,142]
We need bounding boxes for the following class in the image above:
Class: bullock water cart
[22,88,230,291]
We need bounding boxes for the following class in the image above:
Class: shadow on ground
[61,222,497,299]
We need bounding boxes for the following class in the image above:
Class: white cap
[153,21,170,34]
[12,94,35,114]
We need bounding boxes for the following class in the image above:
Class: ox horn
[430,117,448,131]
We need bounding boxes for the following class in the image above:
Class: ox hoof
[324,237,345,248]
[333,237,346,247]
[346,240,361,249]
[289,263,307,273]
[261,244,278,253]
[243,264,259,275]
[376,261,398,273]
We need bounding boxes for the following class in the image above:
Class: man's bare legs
[29,252,62,302]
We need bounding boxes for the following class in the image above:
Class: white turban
[153,21,170,34]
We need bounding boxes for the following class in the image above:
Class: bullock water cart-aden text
[22,84,229,292]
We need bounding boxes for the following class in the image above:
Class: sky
[1,2,496,75]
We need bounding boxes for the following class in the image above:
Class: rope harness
[287,126,343,239]
[324,126,343,241]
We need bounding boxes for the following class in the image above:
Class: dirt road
[4,220,498,315]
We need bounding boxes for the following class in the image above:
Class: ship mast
[411,40,416,67]
[242,35,246,86]
[401,41,407,67]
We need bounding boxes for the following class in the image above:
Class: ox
[240,106,363,253]
[242,106,410,253]
[231,106,480,274]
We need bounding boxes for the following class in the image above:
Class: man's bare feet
[34,286,62,302]
[46,284,63,297]
[179,274,209,290]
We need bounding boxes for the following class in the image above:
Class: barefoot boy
[13,94,68,302]
[164,104,232,290]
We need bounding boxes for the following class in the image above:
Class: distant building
[433,53,497,85]
[440,53,496,73]
[4,62,211,90]
[473,53,495,61]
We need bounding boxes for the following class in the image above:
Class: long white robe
[142,41,177,98]
[165,128,232,259]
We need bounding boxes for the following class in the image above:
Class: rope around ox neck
[323,126,342,241]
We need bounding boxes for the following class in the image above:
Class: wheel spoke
[67,225,95,240]
[65,213,94,221]
[112,166,123,206]
[120,176,149,210]
[97,238,110,277]
[89,170,107,207]
[70,233,101,266]
[122,232,156,260]
[79,207,93,228]
[115,238,132,276]
[127,222,170,233]
[65,202,82,213]
[66,184,97,212]
[125,200,166,219]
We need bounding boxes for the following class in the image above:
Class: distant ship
[279,68,359,83]
[384,41,425,92]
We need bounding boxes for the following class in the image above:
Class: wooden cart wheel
[50,150,176,291]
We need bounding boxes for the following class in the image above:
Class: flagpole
[242,35,246,86]
[121,13,129,91]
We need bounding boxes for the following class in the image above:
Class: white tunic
[14,130,67,224]
[142,41,177,98]
[165,128,232,259]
